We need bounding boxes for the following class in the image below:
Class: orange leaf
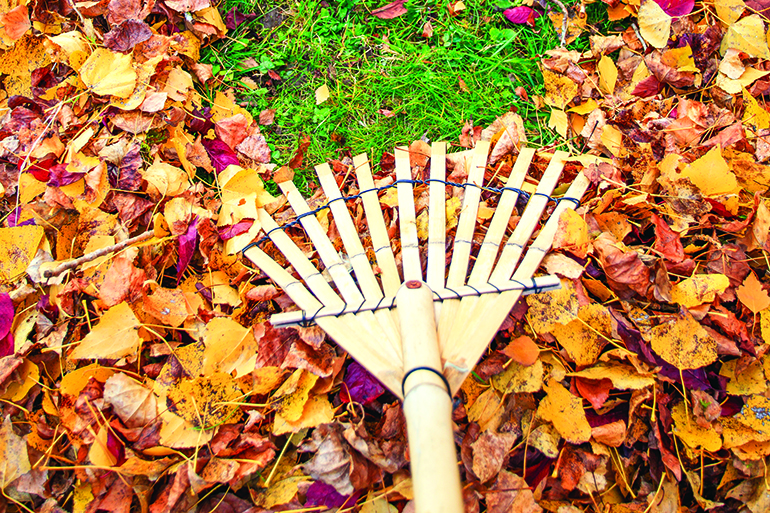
[737,273,770,314]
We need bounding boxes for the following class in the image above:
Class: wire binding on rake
[240,177,580,255]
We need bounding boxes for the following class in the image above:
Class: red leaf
[651,213,685,263]
[371,0,407,19]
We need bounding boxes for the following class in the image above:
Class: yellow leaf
[568,362,655,390]
[142,160,191,199]
[601,125,623,157]
[661,45,699,73]
[158,409,213,449]
[548,109,568,138]
[721,14,770,60]
[361,491,398,513]
[0,415,31,488]
[202,318,257,378]
[670,274,730,308]
[743,87,770,130]
[671,402,722,452]
[0,34,50,96]
[735,395,770,436]
[716,0,745,25]
[2,359,39,402]
[257,476,307,509]
[650,310,717,370]
[467,387,503,432]
[219,166,275,206]
[490,359,543,394]
[527,278,579,333]
[679,146,739,196]
[0,224,44,282]
[272,369,318,422]
[537,378,591,444]
[569,99,598,115]
[315,83,330,104]
[638,0,671,50]
[88,425,118,467]
[60,364,116,397]
[761,309,770,344]
[720,359,768,396]
[737,273,770,314]
[552,209,589,258]
[250,367,287,395]
[273,394,335,435]
[551,303,612,366]
[78,48,137,98]
[716,67,769,95]
[166,373,242,429]
[543,68,578,110]
[529,423,561,458]
[70,302,142,360]
[597,55,618,94]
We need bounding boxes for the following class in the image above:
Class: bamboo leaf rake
[242,142,590,512]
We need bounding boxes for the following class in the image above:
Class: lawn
[200,0,600,187]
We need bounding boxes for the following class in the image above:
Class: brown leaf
[103,373,158,428]
[486,470,542,513]
[470,431,516,483]
[288,134,311,169]
[103,20,152,53]
[0,415,31,488]
[259,108,276,125]
[593,232,650,298]
[651,212,684,263]
[300,423,354,495]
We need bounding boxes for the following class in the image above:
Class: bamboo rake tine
[426,142,447,291]
[315,163,384,301]
[255,209,403,375]
[442,172,591,394]
[256,209,345,311]
[437,141,490,351]
[512,172,591,282]
[395,146,422,282]
[243,246,403,394]
[277,179,365,306]
[243,245,323,314]
[488,150,569,285]
[353,154,401,297]
[315,163,404,360]
[468,147,535,286]
[445,140,491,287]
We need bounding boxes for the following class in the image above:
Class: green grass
[201,0,603,186]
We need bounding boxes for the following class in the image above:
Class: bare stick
[551,0,568,47]
[43,230,154,278]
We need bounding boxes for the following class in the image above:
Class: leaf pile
[1,0,770,511]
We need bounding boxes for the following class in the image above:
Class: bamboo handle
[397,281,464,513]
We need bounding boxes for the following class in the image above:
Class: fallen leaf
[371,0,407,19]
[538,379,591,444]
[721,14,770,60]
[651,309,718,370]
[737,273,770,314]
[315,84,330,105]
[670,274,730,308]
[0,225,44,282]
[78,48,137,98]
[103,373,158,428]
[638,0,672,49]
[69,302,142,360]
[166,372,242,429]
[0,415,31,489]
[502,335,539,366]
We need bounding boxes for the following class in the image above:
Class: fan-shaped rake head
[242,142,590,512]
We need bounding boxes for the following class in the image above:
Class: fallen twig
[43,230,154,278]
[551,0,569,47]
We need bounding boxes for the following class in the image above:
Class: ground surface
[0,0,770,512]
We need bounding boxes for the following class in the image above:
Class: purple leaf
[224,7,256,30]
[341,361,385,405]
[176,217,199,283]
[218,219,253,240]
[654,0,695,17]
[202,138,239,174]
[305,482,357,508]
[503,6,540,27]
[47,163,85,187]
[6,206,35,227]
[0,294,14,358]
[188,107,214,134]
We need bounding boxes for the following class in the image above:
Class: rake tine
[316,162,402,360]
[277,179,366,306]
[256,208,345,311]
[316,163,385,301]
[437,141,491,350]
[489,150,570,284]
[426,142,447,292]
[468,147,535,285]
[353,154,401,296]
[395,146,422,282]
[442,172,591,394]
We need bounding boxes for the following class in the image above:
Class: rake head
[243,142,589,395]
[242,141,590,512]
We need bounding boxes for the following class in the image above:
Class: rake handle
[397,281,464,513]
